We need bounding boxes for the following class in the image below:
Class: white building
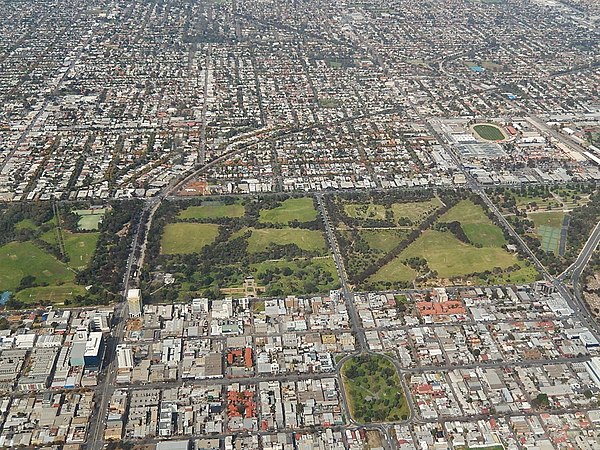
[127,289,142,317]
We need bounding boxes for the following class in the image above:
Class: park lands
[0,184,599,307]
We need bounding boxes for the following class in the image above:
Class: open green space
[160,223,220,254]
[15,219,39,231]
[251,257,340,296]
[73,209,106,231]
[369,258,417,284]
[178,203,245,220]
[245,228,327,254]
[64,232,100,270]
[440,200,506,247]
[0,241,75,293]
[259,197,317,224]
[529,211,565,229]
[15,283,87,305]
[528,212,565,254]
[399,230,519,279]
[341,354,408,423]
[360,229,407,253]
[473,124,505,141]
[344,198,442,224]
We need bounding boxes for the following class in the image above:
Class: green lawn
[440,200,506,247]
[390,198,443,223]
[529,211,565,229]
[259,197,317,224]
[360,229,407,253]
[400,230,519,279]
[15,219,39,231]
[39,228,99,270]
[344,203,387,220]
[473,124,505,141]
[246,228,326,253]
[15,283,87,305]
[341,354,408,423]
[161,223,220,254]
[178,203,245,220]
[0,241,75,292]
[370,259,416,284]
[64,232,99,270]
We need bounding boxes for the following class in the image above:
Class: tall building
[127,289,142,317]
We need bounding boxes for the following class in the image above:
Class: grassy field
[360,229,407,253]
[341,354,408,423]
[473,124,505,141]
[529,211,565,229]
[161,223,220,254]
[440,200,506,247]
[178,203,244,220]
[15,219,39,231]
[344,198,442,224]
[401,230,518,279]
[369,259,416,284]
[15,283,87,304]
[259,197,317,224]
[246,228,327,253]
[0,241,75,292]
[73,209,106,231]
[64,232,99,270]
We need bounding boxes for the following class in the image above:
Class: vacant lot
[178,203,245,220]
[259,197,317,224]
[473,124,505,141]
[161,223,220,254]
[342,354,408,423]
[0,241,75,292]
[246,228,327,253]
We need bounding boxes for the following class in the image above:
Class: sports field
[473,124,506,141]
[178,203,244,219]
[64,232,100,270]
[16,284,87,304]
[259,197,317,224]
[529,211,565,254]
[160,223,220,254]
[0,241,75,292]
[73,209,106,231]
[245,228,327,253]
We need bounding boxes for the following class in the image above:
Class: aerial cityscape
[0,0,600,449]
